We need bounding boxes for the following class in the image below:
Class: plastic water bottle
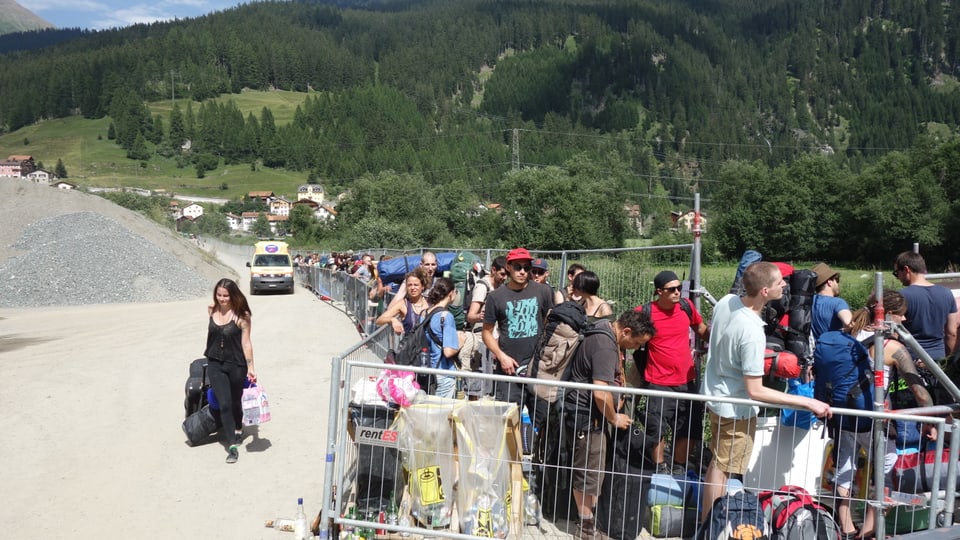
[520,405,535,454]
[294,497,309,540]
[418,347,430,367]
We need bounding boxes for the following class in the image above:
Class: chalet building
[269,197,292,216]
[241,211,261,232]
[316,204,338,221]
[297,184,325,204]
[292,199,319,211]
[267,214,289,234]
[225,213,242,231]
[25,169,52,184]
[52,180,77,190]
[182,203,204,220]
[248,191,275,203]
[0,155,36,178]
[671,210,707,233]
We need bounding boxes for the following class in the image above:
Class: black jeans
[207,358,247,444]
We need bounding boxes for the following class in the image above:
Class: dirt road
[0,250,360,539]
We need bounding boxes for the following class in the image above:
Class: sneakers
[577,516,607,540]
[226,445,239,464]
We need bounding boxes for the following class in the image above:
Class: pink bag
[241,384,271,426]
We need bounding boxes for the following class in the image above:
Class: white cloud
[20,0,108,11]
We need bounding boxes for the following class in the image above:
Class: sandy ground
[0,242,361,538]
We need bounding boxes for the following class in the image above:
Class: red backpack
[758,485,841,540]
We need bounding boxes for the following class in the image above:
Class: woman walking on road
[205,278,257,464]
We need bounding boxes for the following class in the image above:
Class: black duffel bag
[182,404,221,446]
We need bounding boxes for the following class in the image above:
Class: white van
[246,241,296,295]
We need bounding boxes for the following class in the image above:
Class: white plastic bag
[242,384,271,426]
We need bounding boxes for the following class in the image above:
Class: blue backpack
[813,331,873,432]
[695,489,771,540]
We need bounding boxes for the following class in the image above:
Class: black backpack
[696,489,771,540]
[387,309,444,367]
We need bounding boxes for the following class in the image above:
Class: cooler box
[744,416,828,495]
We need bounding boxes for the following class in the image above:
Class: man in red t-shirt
[635,270,710,475]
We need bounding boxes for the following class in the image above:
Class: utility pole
[512,128,519,171]
[171,70,175,106]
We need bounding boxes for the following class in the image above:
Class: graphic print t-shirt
[483,281,554,369]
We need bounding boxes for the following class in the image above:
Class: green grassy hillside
[0,90,312,200]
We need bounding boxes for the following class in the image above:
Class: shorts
[708,411,756,476]
[571,429,607,496]
[833,430,898,491]
[643,383,704,443]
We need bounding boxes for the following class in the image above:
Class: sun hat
[811,262,838,289]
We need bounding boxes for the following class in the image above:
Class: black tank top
[205,316,244,365]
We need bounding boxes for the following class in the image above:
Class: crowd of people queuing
[295,246,958,539]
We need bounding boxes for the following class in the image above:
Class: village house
[240,211,261,232]
[297,184,325,204]
[248,191,275,204]
[269,197,292,216]
[671,209,707,233]
[182,203,204,220]
[316,203,338,221]
[51,180,77,190]
[0,155,36,178]
[267,214,289,234]
[25,169,52,184]
[225,212,243,231]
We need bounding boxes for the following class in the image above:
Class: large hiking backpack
[627,298,695,387]
[813,330,873,432]
[695,489,771,540]
[444,251,484,330]
[526,300,590,402]
[758,485,842,540]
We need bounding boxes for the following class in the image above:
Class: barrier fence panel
[320,360,955,540]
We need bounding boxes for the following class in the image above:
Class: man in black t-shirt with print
[482,247,555,408]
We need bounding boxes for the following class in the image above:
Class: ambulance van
[246,241,297,294]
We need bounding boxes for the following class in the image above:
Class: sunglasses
[511,263,532,272]
[531,269,546,276]
[660,286,682,293]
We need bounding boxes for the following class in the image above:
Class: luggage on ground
[695,489,770,540]
[758,485,842,540]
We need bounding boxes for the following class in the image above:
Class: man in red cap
[482,247,556,406]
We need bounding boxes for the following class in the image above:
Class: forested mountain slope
[2,0,959,165]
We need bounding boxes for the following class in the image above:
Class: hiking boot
[226,445,239,464]
[577,516,607,540]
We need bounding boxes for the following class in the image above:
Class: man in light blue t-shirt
[700,262,832,523]
[810,262,852,340]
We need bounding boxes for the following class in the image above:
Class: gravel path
[0,179,238,307]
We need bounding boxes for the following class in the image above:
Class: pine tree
[54,158,68,179]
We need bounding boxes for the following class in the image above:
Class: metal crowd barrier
[317,350,957,540]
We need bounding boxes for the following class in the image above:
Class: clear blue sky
[19,0,245,31]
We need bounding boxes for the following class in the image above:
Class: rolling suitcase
[184,358,208,418]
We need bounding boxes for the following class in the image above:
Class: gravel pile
[0,212,213,307]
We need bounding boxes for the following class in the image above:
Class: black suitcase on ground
[184,358,208,418]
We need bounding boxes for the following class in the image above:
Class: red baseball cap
[506,247,533,263]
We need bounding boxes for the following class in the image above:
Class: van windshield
[254,254,290,267]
